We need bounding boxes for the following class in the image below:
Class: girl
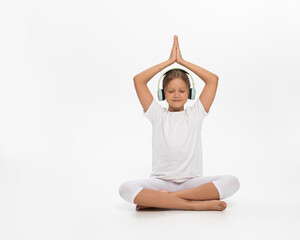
[119,35,240,211]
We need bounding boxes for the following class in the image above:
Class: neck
[168,107,184,112]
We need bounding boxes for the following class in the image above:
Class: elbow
[210,76,219,83]
[133,74,140,81]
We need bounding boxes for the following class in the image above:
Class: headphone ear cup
[162,89,165,100]
[158,89,164,101]
[190,88,196,100]
[189,88,196,100]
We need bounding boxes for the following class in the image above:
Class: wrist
[177,59,185,65]
[167,58,175,65]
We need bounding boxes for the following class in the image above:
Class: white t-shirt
[142,98,210,183]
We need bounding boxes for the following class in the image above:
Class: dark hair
[162,69,190,92]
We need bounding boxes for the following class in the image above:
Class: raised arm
[133,59,173,113]
[174,35,219,113]
[179,60,219,114]
[133,36,178,113]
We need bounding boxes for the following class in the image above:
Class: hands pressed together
[169,35,184,65]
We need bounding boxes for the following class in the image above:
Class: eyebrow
[167,87,186,90]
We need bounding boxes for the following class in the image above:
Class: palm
[169,35,184,64]
[174,35,183,63]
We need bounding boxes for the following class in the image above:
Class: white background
[0,0,299,239]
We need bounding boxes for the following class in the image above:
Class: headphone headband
[157,67,195,90]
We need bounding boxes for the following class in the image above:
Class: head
[162,69,190,112]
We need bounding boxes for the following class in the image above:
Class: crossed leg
[119,175,240,211]
[135,183,221,211]
[135,179,221,210]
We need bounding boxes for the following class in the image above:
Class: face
[164,78,189,112]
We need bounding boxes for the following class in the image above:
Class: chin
[168,99,186,105]
[171,103,184,108]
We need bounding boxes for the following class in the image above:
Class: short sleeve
[190,98,210,119]
[142,98,162,123]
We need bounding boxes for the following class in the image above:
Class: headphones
[157,67,196,101]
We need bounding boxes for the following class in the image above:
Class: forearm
[133,59,173,85]
[179,59,219,84]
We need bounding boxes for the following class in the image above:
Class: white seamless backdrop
[0,0,299,239]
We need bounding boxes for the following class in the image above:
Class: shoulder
[187,98,210,119]
[142,99,165,123]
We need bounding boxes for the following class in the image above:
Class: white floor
[1,153,299,240]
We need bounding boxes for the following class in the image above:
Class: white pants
[119,175,240,204]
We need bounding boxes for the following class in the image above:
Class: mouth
[172,100,181,102]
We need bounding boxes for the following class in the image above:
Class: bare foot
[136,190,169,211]
[191,200,227,211]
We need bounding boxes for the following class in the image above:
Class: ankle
[186,200,197,210]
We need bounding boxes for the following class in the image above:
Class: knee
[118,180,142,204]
[217,175,240,200]
[227,175,240,193]
[118,181,132,202]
